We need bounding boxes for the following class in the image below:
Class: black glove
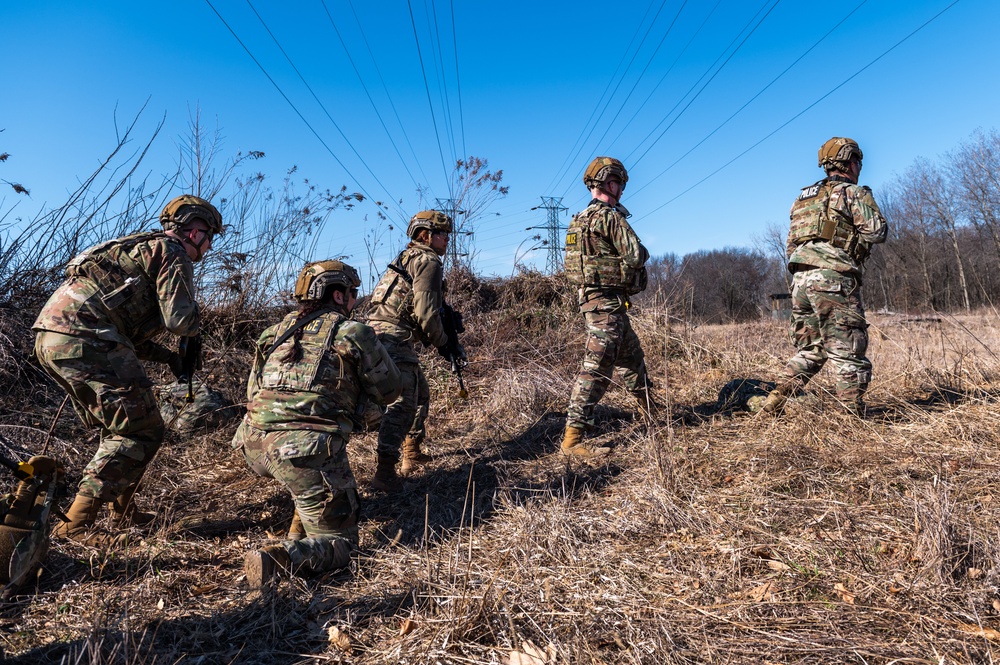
[167,352,185,381]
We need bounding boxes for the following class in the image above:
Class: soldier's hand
[455,342,467,363]
[437,344,452,361]
[167,352,185,381]
[186,334,204,371]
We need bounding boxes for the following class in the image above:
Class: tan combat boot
[53,494,125,547]
[110,483,155,528]
[560,426,610,458]
[244,544,292,588]
[760,379,804,415]
[370,454,402,493]
[287,510,305,541]
[400,436,432,476]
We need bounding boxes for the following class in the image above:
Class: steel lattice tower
[434,197,465,269]
[536,196,568,274]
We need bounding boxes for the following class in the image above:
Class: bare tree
[442,156,508,272]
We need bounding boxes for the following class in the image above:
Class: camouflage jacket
[367,242,447,350]
[246,309,401,435]
[565,199,649,311]
[32,232,199,347]
[787,176,888,276]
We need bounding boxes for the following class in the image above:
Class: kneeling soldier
[235,260,400,586]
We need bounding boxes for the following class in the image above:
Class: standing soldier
[235,260,400,587]
[562,157,653,457]
[33,195,222,544]
[762,137,888,416]
[366,210,462,490]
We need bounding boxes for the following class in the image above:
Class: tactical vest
[256,311,361,424]
[368,250,417,327]
[64,232,166,342]
[788,179,868,262]
[564,203,627,290]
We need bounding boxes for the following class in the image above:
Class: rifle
[177,334,203,403]
[438,301,468,398]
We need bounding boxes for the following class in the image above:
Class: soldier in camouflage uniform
[562,157,653,457]
[762,138,888,416]
[234,260,400,587]
[33,195,222,544]
[366,210,463,490]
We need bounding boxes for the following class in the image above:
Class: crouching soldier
[33,195,222,545]
[234,260,400,587]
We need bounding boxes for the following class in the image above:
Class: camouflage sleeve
[351,323,402,406]
[149,240,200,335]
[409,254,448,348]
[607,211,648,269]
[849,185,888,245]
[246,324,278,403]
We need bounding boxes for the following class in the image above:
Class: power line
[628,0,782,169]
[318,0,422,194]
[449,0,467,161]
[529,197,568,274]
[542,0,662,195]
[636,0,963,222]
[345,0,433,192]
[204,0,386,215]
[427,0,458,170]
[407,0,452,193]
[630,0,868,199]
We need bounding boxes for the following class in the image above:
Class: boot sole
[244,551,275,588]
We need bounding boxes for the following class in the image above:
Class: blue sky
[3,0,997,286]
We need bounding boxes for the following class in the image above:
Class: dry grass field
[3,274,1000,664]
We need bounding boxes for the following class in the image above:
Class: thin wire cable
[549,0,671,196]
[606,0,723,151]
[629,0,782,168]
[542,0,661,195]
[427,0,458,171]
[636,0,963,222]
[346,0,433,191]
[318,0,422,193]
[242,0,405,218]
[583,0,690,159]
[450,0,467,160]
[631,0,868,199]
[407,0,452,193]
[204,0,386,213]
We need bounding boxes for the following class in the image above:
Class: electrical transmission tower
[530,196,568,274]
[435,197,466,270]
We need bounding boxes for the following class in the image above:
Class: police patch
[566,232,578,246]
[304,319,324,335]
[798,184,820,201]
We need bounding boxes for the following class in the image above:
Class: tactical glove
[168,352,185,381]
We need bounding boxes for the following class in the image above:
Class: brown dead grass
[3,286,1000,663]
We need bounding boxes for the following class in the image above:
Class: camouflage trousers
[782,268,872,401]
[34,331,165,501]
[233,417,358,575]
[377,359,424,460]
[567,306,649,430]
[407,366,430,444]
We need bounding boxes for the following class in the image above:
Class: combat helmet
[160,195,224,235]
[818,137,863,172]
[583,157,628,191]
[406,210,452,239]
[294,260,361,303]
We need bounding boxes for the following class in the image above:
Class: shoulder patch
[566,231,578,246]
[798,184,821,201]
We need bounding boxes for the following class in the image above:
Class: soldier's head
[818,137,863,182]
[407,210,452,256]
[583,157,628,204]
[293,259,361,314]
[160,195,224,262]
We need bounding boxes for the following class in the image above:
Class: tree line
[635,128,1000,323]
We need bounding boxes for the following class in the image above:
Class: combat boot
[110,483,155,528]
[560,426,610,458]
[631,389,659,423]
[52,494,125,547]
[370,454,403,493]
[287,510,305,541]
[244,544,292,588]
[760,378,804,415]
[400,436,432,476]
